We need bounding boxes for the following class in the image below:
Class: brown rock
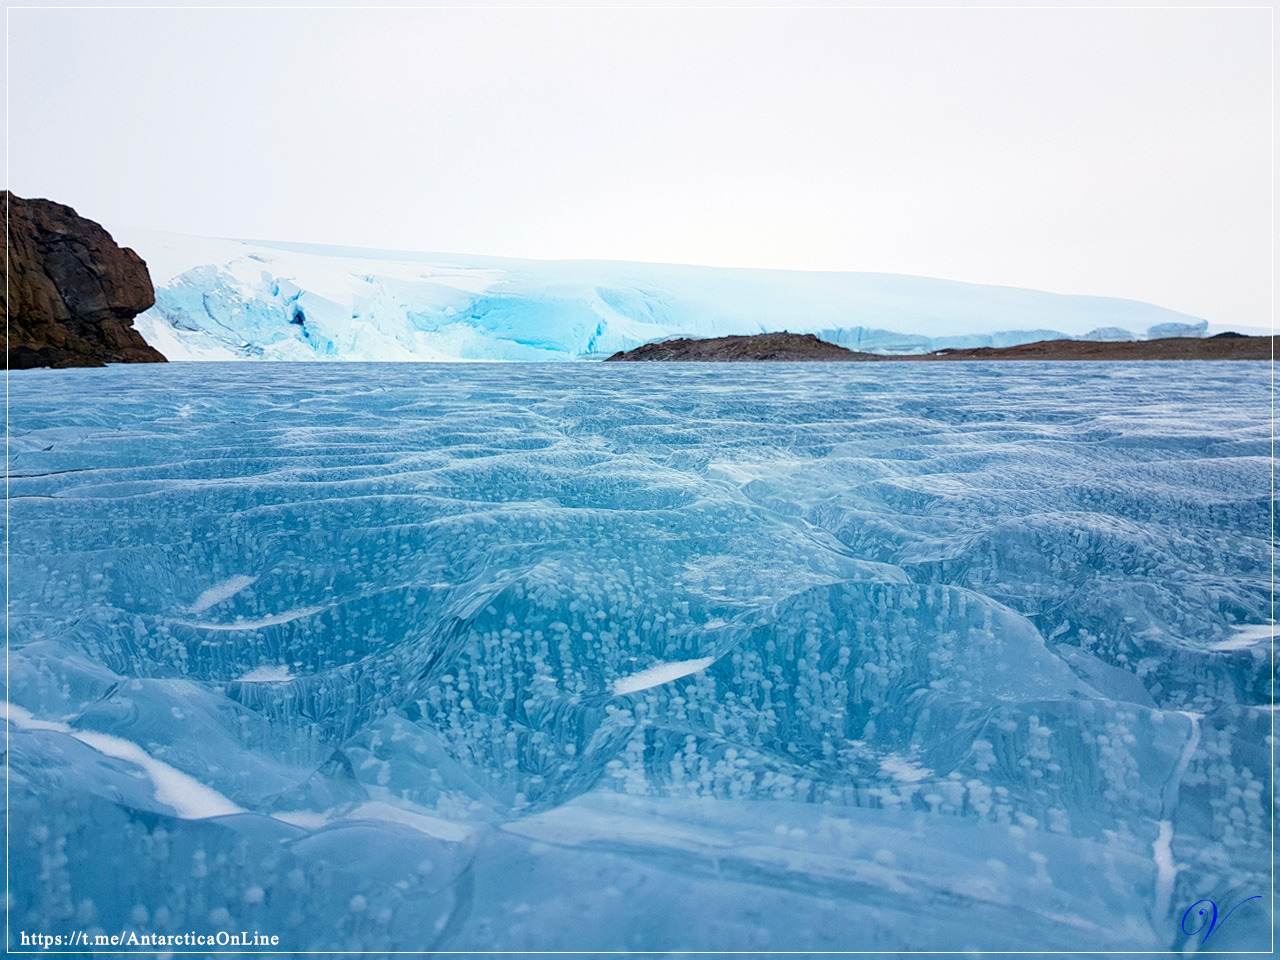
[604,330,1276,363]
[604,332,880,362]
[907,336,1275,361]
[3,191,165,368]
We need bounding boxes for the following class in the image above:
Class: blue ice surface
[6,361,1273,955]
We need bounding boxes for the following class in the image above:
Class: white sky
[6,4,1272,328]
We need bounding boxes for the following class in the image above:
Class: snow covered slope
[118,229,1219,361]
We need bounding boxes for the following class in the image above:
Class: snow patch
[173,605,327,631]
[187,574,258,613]
[613,656,716,695]
[271,810,332,830]
[5,701,243,820]
[1152,820,1177,920]
[236,665,295,683]
[879,756,934,783]
[5,701,70,732]
[1209,624,1276,651]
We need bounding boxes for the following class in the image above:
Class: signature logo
[1181,895,1262,946]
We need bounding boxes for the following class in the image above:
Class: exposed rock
[4,192,165,368]
[605,331,1275,363]
[914,335,1274,361]
[605,332,879,362]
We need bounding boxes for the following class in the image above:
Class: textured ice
[113,229,1239,362]
[7,360,1273,953]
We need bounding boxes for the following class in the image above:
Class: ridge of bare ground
[604,331,1276,362]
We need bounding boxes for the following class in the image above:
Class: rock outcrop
[915,335,1274,361]
[605,331,1275,362]
[4,192,165,368]
[605,332,877,362]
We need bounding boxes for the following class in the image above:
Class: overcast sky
[6,4,1272,328]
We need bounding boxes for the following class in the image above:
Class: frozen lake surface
[7,361,1273,953]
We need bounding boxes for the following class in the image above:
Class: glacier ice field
[117,229,1229,363]
[6,360,1274,955]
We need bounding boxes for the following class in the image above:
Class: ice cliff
[117,230,1216,361]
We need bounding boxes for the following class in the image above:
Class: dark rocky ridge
[605,332,879,362]
[4,191,165,368]
[605,331,1275,362]
[907,335,1274,361]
